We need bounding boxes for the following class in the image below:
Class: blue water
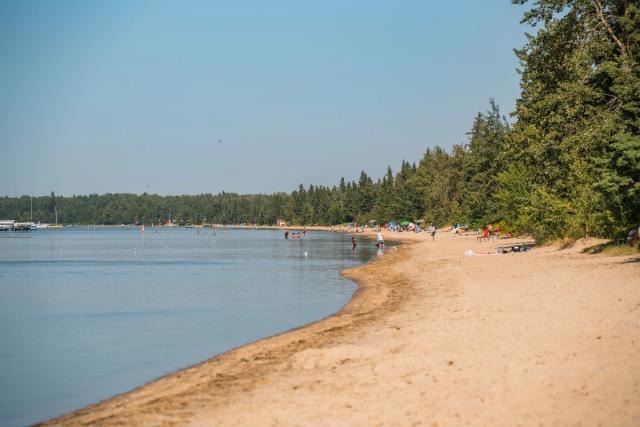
[0,227,377,426]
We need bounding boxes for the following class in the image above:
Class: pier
[0,220,36,231]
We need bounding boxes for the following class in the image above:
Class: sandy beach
[41,230,640,426]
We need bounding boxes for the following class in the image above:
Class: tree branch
[592,0,628,57]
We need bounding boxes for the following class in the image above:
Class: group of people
[284,230,306,240]
[350,231,385,251]
[477,224,501,242]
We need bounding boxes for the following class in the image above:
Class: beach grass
[583,241,640,256]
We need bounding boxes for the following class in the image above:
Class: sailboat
[31,198,49,229]
[49,206,64,229]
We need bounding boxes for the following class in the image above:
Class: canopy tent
[399,220,411,226]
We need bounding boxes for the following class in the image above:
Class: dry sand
[41,230,640,426]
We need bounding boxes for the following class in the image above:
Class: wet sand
[41,230,640,426]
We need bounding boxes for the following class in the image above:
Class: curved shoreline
[38,230,640,426]
[39,229,415,426]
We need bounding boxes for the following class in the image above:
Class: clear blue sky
[0,0,528,197]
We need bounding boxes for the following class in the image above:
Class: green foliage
[411,146,464,226]
[525,188,575,240]
[460,100,510,225]
[495,163,534,233]
[501,0,640,239]
[0,192,293,226]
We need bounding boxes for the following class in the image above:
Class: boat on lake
[14,222,36,231]
[0,220,16,231]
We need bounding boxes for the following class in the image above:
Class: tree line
[1,1,638,240]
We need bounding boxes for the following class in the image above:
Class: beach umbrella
[399,220,411,226]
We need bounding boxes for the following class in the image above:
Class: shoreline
[40,229,640,426]
[38,227,410,426]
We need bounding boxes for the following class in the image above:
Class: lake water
[0,227,378,426]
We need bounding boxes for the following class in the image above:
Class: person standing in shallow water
[352,236,357,251]
[284,230,289,240]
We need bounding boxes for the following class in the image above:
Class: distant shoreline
[29,224,345,230]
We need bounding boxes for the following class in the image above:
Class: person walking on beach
[352,236,357,251]
[431,224,436,241]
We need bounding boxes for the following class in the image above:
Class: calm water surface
[0,228,379,426]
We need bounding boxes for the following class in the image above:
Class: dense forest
[1,1,638,240]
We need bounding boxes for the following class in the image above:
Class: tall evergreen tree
[504,0,640,238]
[461,100,510,225]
